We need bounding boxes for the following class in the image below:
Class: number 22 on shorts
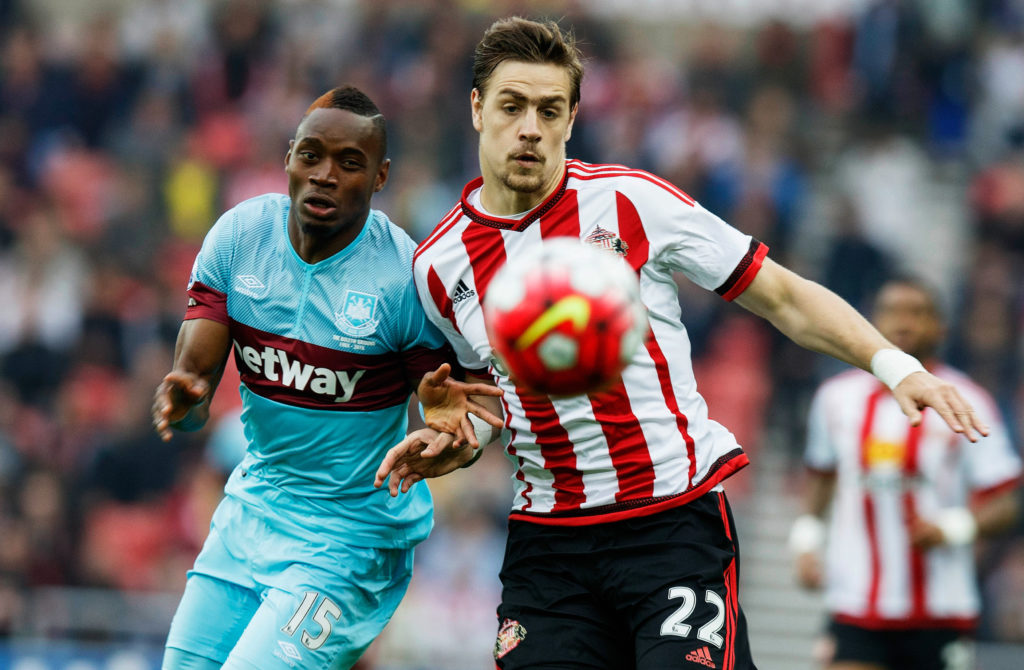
[282,591,342,650]
[659,586,726,647]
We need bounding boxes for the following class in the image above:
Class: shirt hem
[507,450,749,526]
[831,612,977,632]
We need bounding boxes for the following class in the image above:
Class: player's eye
[299,151,317,161]
[503,104,519,114]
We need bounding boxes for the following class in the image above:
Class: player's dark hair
[876,274,946,320]
[473,17,584,108]
[303,85,388,157]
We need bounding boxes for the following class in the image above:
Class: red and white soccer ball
[484,238,649,396]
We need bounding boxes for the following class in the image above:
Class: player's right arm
[734,258,988,441]
[790,471,835,590]
[152,317,231,441]
[789,385,838,590]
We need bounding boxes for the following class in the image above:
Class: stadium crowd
[0,0,1021,666]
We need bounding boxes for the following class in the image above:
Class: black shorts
[828,620,975,670]
[494,490,756,670]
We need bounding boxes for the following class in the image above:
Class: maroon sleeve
[185,281,229,325]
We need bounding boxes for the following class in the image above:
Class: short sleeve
[624,178,768,300]
[804,385,838,472]
[413,261,488,373]
[397,273,456,382]
[185,208,236,324]
[961,386,1023,494]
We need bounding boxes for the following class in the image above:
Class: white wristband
[870,348,927,390]
[788,514,826,555]
[934,507,977,546]
[468,413,496,447]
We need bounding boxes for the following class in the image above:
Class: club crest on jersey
[494,618,526,659]
[584,226,629,257]
[335,290,380,337]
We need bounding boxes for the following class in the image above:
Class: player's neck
[288,211,368,264]
[480,163,565,216]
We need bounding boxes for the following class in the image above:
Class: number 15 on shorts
[282,591,341,651]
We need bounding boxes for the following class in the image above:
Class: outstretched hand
[373,428,477,496]
[152,371,210,442]
[418,363,503,447]
[893,371,989,442]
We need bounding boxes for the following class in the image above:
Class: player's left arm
[378,373,504,494]
[152,317,231,441]
[733,258,988,441]
[909,486,1020,550]
[416,364,503,449]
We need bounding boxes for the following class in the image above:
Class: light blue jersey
[186,193,448,548]
[166,194,451,668]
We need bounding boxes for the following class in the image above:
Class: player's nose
[518,111,542,140]
[309,161,338,186]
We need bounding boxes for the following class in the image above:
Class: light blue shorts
[164,494,415,669]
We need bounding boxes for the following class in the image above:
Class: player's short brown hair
[472,17,584,108]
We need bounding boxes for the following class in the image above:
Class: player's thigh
[630,560,754,670]
[162,647,225,670]
[164,573,262,666]
[625,494,755,669]
[493,600,631,670]
[494,521,630,670]
[895,629,975,670]
[223,546,415,670]
[827,621,889,669]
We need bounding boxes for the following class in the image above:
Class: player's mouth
[302,193,338,219]
[511,152,542,168]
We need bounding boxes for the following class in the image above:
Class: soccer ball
[484,238,649,396]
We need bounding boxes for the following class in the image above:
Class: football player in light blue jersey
[151,86,502,670]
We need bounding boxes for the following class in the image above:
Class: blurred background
[0,0,1021,668]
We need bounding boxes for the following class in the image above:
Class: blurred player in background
[151,85,500,669]
[789,277,1021,670]
[376,17,990,670]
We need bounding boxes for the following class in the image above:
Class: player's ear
[284,139,295,167]
[374,158,390,193]
[564,103,578,143]
[471,88,484,132]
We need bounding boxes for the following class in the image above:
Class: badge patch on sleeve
[494,618,527,659]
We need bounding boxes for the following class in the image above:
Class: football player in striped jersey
[376,17,989,670]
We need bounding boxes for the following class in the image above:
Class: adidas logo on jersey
[452,279,476,304]
[685,646,716,668]
[233,341,365,403]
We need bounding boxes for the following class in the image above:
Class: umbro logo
[277,640,302,661]
[237,275,265,289]
[452,279,476,305]
[235,274,267,298]
[685,646,716,668]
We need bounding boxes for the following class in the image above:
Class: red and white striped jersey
[805,366,1022,629]
[413,160,768,525]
